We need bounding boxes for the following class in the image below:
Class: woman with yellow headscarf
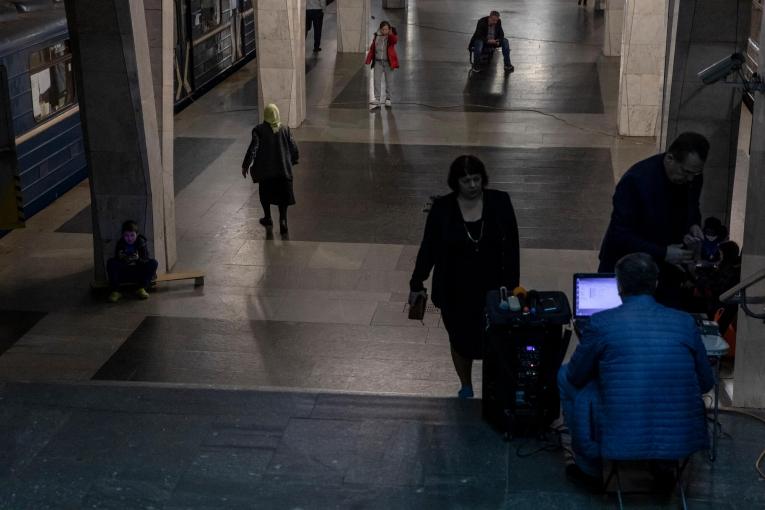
[241,104,299,234]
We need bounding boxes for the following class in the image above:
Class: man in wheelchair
[469,10,514,73]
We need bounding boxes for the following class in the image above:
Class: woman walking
[409,155,520,399]
[242,104,299,234]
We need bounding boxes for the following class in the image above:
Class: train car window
[200,0,222,31]
[28,41,76,123]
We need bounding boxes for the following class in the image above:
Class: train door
[239,0,255,58]
[0,65,24,229]
[174,0,193,103]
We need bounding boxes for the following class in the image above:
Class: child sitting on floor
[106,220,158,302]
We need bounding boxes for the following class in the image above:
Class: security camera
[697,53,745,85]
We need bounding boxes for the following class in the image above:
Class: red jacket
[365,31,399,69]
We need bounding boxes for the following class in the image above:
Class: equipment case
[482,290,572,438]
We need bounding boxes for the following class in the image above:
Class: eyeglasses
[677,164,703,178]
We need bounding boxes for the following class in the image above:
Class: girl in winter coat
[364,21,399,110]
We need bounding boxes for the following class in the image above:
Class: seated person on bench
[558,253,714,492]
[107,220,159,303]
[469,10,514,73]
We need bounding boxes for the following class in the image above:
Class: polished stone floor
[0,0,759,507]
[1,382,764,509]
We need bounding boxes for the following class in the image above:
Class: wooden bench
[91,270,205,290]
[154,271,205,287]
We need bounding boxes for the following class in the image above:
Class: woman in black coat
[242,103,299,234]
[409,155,520,399]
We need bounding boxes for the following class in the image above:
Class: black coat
[469,17,506,48]
[242,123,299,182]
[410,189,520,309]
[598,153,702,272]
[114,234,150,264]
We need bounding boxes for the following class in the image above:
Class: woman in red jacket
[365,21,399,110]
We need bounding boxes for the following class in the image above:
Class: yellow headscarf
[264,103,281,133]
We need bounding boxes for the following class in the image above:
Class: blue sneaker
[458,386,474,399]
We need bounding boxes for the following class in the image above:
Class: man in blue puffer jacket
[559,252,715,491]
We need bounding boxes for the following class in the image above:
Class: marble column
[604,0,624,57]
[382,0,405,8]
[0,67,23,229]
[255,0,306,128]
[617,0,669,136]
[660,0,750,224]
[65,0,169,280]
[337,0,370,53]
[732,9,765,409]
[144,0,177,268]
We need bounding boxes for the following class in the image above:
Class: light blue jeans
[373,60,393,101]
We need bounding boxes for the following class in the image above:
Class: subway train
[175,0,256,107]
[0,0,256,228]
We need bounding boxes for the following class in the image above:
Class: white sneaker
[369,100,380,110]
[385,99,392,107]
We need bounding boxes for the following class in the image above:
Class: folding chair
[603,458,691,510]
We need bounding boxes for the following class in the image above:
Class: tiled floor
[1,382,763,509]
[1,1,758,506]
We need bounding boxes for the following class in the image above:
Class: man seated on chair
[558,252,715,492]
[469,10,514,73]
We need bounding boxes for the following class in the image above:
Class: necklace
[463,219,484,252]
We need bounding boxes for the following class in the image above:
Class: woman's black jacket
[409,189,520,308]
[242,123,299,182]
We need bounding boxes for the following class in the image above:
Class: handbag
[408,291,428,321]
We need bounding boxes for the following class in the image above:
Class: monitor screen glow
[575,276,622,317]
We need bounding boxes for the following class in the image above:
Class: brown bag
[408,292,428,321]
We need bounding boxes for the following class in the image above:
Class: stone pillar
[65,0,169,280]
[255,0,306,128]
[604,0,624,57]
[337,0,370,53]
[660,0,750,224]
[144,0,177,268]
[382,0,405,8]
[617,0,669,136]
[732,10,765,409]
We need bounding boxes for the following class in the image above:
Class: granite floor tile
[0,310,46,356]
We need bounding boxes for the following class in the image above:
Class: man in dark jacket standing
[469,10,513,73]
[306,0,326,53]
[598,132,710,310]
[559,253,714,491]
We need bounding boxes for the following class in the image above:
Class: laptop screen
[573,274,622,318]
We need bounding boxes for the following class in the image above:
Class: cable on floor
[514,426,569,458]
[708,404,765,479]
[209,100,655,146]
[402,21,603,47]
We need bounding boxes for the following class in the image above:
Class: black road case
[482,290,572,438]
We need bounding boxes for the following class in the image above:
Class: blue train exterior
[0,1,257,225]
[0,4,86,221]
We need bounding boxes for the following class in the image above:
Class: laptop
[573,273,622,319]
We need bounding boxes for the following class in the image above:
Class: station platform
[0,1,761,508]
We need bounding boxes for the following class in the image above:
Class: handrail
[192,22,230,47]
[720,266,765,320]
[14,105,79,146]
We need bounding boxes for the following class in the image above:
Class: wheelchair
[468,44,497,74]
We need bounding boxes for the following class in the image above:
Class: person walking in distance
[365,21,399,110]
[306,0,326,53]
[242,104,299,235]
